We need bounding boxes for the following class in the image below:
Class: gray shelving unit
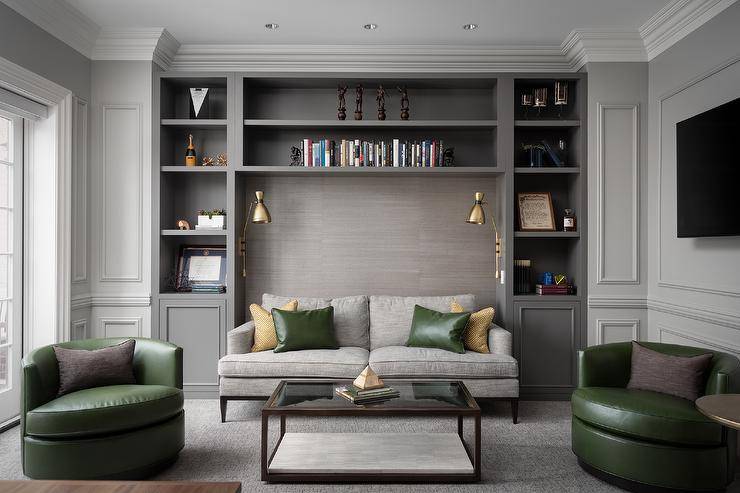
[152,72,586,399]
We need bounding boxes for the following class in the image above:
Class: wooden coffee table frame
[261,380,482,483]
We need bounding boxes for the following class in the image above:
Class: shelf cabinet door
[159,298,226,393]
[514,301,580,393]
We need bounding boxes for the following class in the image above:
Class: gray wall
[647,3,740,356]
[585,62,649,345]
[0,3,90,100]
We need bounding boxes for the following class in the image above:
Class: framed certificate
[176,245,227,291]
[517,192,556,231]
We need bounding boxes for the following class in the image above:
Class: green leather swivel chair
[572,342,739,492]
[22,338,184,480]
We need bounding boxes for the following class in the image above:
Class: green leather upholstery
[573,342,739,492]
[21,338,184,480]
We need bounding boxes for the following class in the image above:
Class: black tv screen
[676,97,740,237]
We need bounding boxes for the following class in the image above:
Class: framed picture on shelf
[176,245,227,292]
[517,192,556,231]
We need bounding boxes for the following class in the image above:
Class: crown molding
[92,28,180,69]
[170,43,571,72]
[640,0,737,60]
[562,29,647,70]
[0,0,99,58]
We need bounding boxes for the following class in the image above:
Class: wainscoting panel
[100,317,142,338]
[596,103,639,285]
[596,318,639,344]
[71,97,88,284]
[99,104,142,282]
[657,324,740,358]
[243,175,502,316]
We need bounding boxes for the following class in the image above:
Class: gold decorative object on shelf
[202,156,215,166]
[185,134,196,167]
[176,219,191,230]
[240,191,272,277]
[466,192,503,284]
[555,274,567,285]
[216,153,228,166]
[353,366,385,390]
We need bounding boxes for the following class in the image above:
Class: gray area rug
[2,399,735,492]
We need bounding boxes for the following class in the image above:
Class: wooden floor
[269,432,474,475]
[0,481,241,493]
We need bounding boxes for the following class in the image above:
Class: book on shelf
[535,284,575,295]
[299,138,446,168]
[335,385,400,404]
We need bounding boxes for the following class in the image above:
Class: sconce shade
[466,192,486,225]
[251,190,271,224]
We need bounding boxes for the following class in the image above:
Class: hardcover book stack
[300,138,446,167]
[335,385,400,405]
[189,281,226,294]
[535,283,575,295]
[513,259,533,295]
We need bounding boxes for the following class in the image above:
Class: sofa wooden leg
[220,397,227,423]
[511,398,519,424]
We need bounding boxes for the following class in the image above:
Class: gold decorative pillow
[250,300,298,352]
[451,300,494,354]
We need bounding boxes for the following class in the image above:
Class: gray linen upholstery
[368,294,475,350]
[218,347,369,378]
[488,325,513,356]
[369,346,518,378]
[227,321,254,355]
[262,293,370,350]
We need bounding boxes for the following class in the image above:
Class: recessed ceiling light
[463,23,478,30]
[363,23,378,30]
[265,23,279,30]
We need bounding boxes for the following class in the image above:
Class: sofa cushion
[369,295,475,350]
[369,346,518,378]
[572,387,723,446]
[262,293,370,350]
[25,384,183,439]
[273,307,338,353]
[218,347,369,378]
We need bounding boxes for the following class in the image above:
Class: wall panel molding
[656,55,740,298]
[71,96,88,284]
[99,316,142,338]
[649,297,740,331]
[658,324,740,356]
[596,102,640,285]
[71,294,151,310]
[71,319,88,340]
[98,103,143,283]
[588,296,648,309]
[596,319,640,344]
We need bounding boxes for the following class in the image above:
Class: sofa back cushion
[369,294,475,350]
[262,293,370,349]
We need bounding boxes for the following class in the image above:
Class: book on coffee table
[335,385,400,404]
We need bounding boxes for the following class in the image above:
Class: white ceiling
[66,0,671,46]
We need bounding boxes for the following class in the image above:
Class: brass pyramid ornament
[353,365,385,390]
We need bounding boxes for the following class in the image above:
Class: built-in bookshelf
[152,72,586,399]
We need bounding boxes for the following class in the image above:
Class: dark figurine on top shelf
[354,84,363,120]
[397,86,410,120]
[290,145,303,166]
[443,147,455,167]
[376,85,386,120]
[337,85,347,120]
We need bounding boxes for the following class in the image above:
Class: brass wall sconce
[466,192,503,283]
[240,191,272,277]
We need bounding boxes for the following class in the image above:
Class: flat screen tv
[676,96,740,237]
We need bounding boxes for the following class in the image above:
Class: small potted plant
[196,209,226,230]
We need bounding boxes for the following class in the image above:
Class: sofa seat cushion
[572,387,723,446]
[218,347,369,378]
[368,346,518,378]
[26,384,183,439]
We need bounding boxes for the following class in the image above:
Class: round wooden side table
[696,394,740,430]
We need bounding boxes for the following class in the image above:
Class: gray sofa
[218,293,519,422]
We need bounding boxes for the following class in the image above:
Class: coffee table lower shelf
[266,432,476,482]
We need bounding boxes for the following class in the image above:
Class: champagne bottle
[185,134,196,167]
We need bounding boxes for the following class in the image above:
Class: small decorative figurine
[202,156,215,166]
[353,365,385,390]
[337,85,347,120]
[397,86,410,120]
[554,274,567,285]
[376,85,386,120]
[443,147,455,167]
[216,153,228,166]
[290,146,303,166]
[176,219,191,230]
[354,84,363,120]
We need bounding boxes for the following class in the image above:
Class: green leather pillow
[406,305,471,354]
[272,306,339,353]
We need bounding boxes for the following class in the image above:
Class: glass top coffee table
[261,380,481,483]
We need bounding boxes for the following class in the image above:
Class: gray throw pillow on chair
[53,339,137,396]
[626,341,712,401]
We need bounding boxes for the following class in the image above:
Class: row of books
[301,139,447,167]
[190,282,226,294]
[335,385,400,405]
[535,284,576,295]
